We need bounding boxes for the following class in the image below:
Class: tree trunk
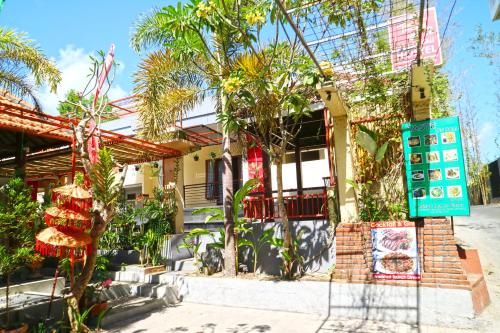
[276,154,293,279]
[222,130,236,276]
[66,207,108,331]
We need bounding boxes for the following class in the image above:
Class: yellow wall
[183,144,243,186]
[141,164,160,197]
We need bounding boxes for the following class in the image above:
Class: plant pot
[91,301,109,317]
[0,323,29,333]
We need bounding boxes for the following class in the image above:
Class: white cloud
[37,45,128,115]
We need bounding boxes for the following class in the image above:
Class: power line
[438,0,458,53]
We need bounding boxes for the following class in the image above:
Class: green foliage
[0,178,40,327]
[238,227,274,274]
[57,89,114,119]
[100,201,139,251]
[349,180,407,222]
[269,227,307,278]
[89,148,121,209]
[355,125,391,163]
[0,178,39,274]
[134,186,177,266]
[430,70,454,118]
[186,179,260,272]
[69,304,94,333]
[0,27,61,108]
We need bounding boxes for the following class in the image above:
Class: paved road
[454,204,500,330]
[106,302,477,333]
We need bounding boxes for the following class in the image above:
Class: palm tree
[133,49,207,141]
[0,27,61,108]
[131,2,253,276]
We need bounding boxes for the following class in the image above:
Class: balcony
[243,187,328,222]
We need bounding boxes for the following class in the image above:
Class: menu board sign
[371,221,420,280]
[402,116,470,217]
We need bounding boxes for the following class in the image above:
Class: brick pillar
[334,223,372,282]
[420,218,469,288]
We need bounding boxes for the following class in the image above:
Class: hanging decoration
[35,181,93,315]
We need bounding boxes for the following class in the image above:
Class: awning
[0,95,190,179]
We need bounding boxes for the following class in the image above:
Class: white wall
[270,148,329,192]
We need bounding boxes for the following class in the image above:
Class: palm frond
[133,49,206,141]
[90,148,121,208]
[0,69,41,109]
[130,8,172,52]
[0,28,61,93]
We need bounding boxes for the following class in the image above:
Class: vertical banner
[246,135,265,193]
[402,116,470,217]
[371,221,420,280]
[389,7,442,70]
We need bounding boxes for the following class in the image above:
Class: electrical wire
[437,0,457,56]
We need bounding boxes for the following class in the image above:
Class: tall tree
[131,0,269,276]
[225,43,319,278]
[0,27,60,108]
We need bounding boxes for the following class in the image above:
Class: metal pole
[46,260,59,319]
[273,0,326,77]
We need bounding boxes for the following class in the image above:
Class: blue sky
[1,1,498,161]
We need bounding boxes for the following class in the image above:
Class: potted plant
[193,153,199,161]
[0,178,40,333]
[208,151,217,160]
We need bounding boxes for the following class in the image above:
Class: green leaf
[233,178,260,217]
[345,178,359,189]
[356,130,377,156]
[238,238,254,248]
[375,141,389,163]
[358,124,377,141]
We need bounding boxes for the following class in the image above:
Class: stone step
[100,296,165,329]
[168,258,198,273]
[112,269,167,284]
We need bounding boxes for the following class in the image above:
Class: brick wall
[334,218,468,289]
[333,217,491,313]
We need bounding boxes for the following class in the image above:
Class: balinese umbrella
[35,226,92,317]
[44,206,91,231]
[52,184,92,212]
[35,226,92,260]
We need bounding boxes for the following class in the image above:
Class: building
[104,97,335,233]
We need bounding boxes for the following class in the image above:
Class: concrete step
[168,258,198,273]
[112,270,167,284]
[100,296,165,329]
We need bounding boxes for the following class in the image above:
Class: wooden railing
[243,187,328,221]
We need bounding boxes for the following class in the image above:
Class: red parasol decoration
[52,184,92,212]
[35,183,94,319]
[35,227,92,260]
[44,206,91,232]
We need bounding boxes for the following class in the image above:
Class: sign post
[402,116,470,217]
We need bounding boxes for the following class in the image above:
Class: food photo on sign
[371,221,420,280]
